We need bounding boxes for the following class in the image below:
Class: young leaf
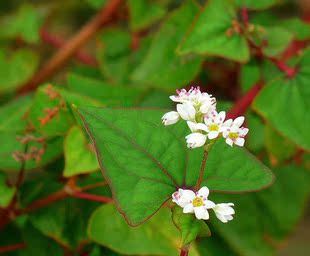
[172,205,211,246]
[132,0,203,89]
[253,47,310,151]
[88,204,181,255]
[178,0,250,63]
[28,85,74,137]
[77,107,273,225]
[128,0,166,31]
[63,126,99,177]
[0,172,16,207]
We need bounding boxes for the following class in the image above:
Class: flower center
[209,124,219,131]
[192,197,204,207]
[228,132,239,140]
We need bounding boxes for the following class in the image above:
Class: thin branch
[227,81,264,119]
[194,151,208,191]
[40,29,98,66]
[0,243,26,254]
[18,0,122,95]
[71,191,113,203]
[180,246,189,256]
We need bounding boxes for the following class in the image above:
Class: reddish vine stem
[227,81,264,119]
[0,243,26,254]
[180,246,189,256]
[71,191,113,203]
[17,0,122,95]
[40,29,98,66]
[0,182,110,230]
[194,151,208,191]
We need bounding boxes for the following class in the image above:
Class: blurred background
[0,0,310,255]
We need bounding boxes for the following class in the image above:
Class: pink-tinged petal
[225,138,233,147]
[183,203,194,213]
[222,130,229,138]
[197,186,209,197]
[217,111,226,124]
[182,190,196,201]
[204,200,216,209]
[233,116,245,127]
[235,138,245,147]
[207,131,219,140]
[194,207,209,220]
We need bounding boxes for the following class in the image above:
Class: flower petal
[235,138,245,147]
[225,138,233,147]
[208,130,219,140]
[197,186,209,197]
[194,206,209,220]
[204,200,216,209]
[233,116,245,127]
[183,203,194,213]
[182,190,196,201]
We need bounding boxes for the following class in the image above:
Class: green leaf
[280,18,310,40]
[246,112,265,153]
[253,47,310,151]
[0,172,16,207]
[0,95,32,132]
[240,60,261,93]
[210,165,310,256]
[0,49,39,93]
[132,0,203,89]
[77,106,273,225]
[172,205,211,246]
[129,0,166,31]
[88,204,181,255]
[18,223,63,256]
[234,0,278,10]
[264,125,297,163]
[178,0,250,63]
[261,27,293,57]
[28,85,74,137]
[0,4,43,43]
[63,126,99,177]
[67,73,144,107]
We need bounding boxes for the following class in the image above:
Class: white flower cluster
[162,87,249,148]
[172,186,234,223]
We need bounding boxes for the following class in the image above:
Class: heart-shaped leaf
[77,106,273,226]
[177,0,250,63]
[253,47,310,151]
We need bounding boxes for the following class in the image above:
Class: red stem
[269,58,297,78]
[227,81,264,119]
[40,29,98,66]
[241,7,249,27]
[71,191,113,203]
[180,247,189,256]
[0,243,26,254]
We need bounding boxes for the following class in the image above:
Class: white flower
[181,187,215,220]
[212,203,235,223]
[177,103,196,121]
[222,116,249,147]
[185,133,207,149]
[162,111,180,125]
[172,188,193,208]
[204,111,228,139]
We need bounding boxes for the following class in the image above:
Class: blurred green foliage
[0,0,310,255]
